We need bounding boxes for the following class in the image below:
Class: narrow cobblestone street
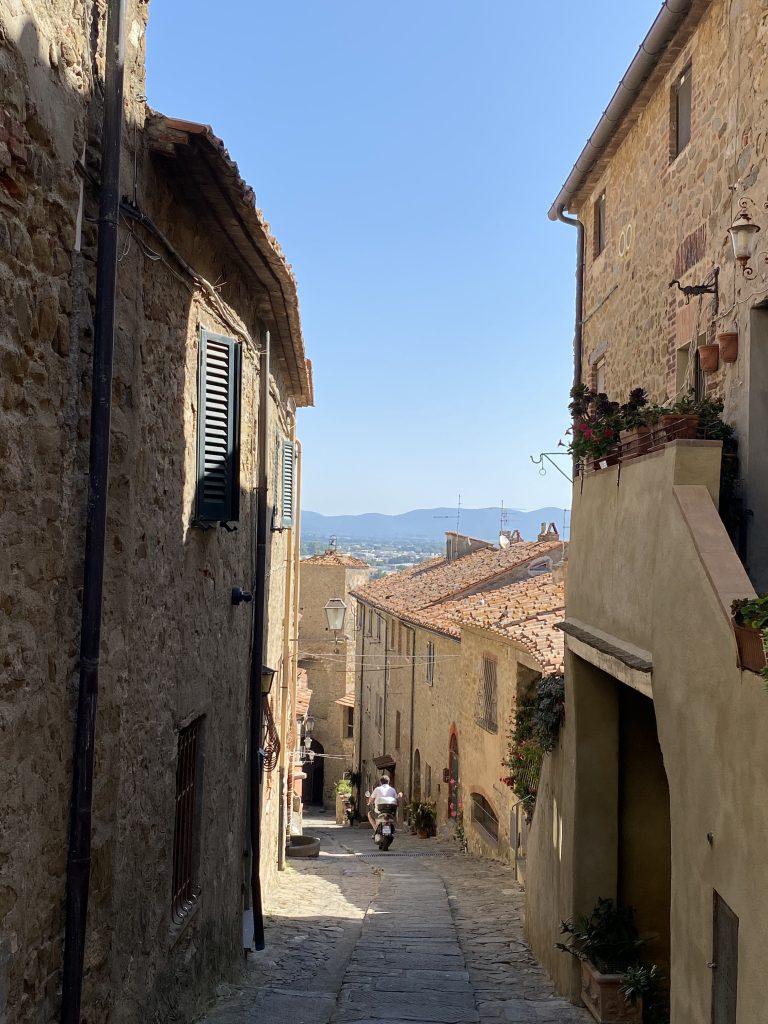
[197,815,590,1024]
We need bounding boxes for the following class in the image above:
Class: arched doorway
[449,733,459,817]
[303,739,325,806]
[413,749,421,802]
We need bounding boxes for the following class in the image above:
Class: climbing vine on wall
[500,675,565,815]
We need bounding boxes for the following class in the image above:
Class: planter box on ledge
[732,620,768,674]
[580,961,642,1024]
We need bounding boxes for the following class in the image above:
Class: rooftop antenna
[499,500,510,548]
[433,493,461,534]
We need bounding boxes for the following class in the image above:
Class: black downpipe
[355,626,366,817]
[408,629,415,798]
[249,330,270,951]
[61,3,126,1021]
[556,206,585,474]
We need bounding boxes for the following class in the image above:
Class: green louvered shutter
[281,440,296,529]
[195,330,242,523]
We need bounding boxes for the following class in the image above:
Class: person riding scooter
[367,774,398,831]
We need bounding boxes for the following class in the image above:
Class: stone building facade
[527,3,768,1022]
[0,4,311,1022]
[352,534,565,866]
[297,551,371,806]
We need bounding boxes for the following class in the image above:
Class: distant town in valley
[300,505,570,576]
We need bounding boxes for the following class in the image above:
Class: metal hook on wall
[529,453,573,484]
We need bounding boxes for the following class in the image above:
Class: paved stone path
[196,813,590,1024]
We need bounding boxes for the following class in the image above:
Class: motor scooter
[365,790,399,851]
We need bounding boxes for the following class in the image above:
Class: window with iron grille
[195,330,241,524]
[474,655,498,733]
[470,792,499,844]
[171,718,203,924]
[426,641,435,685]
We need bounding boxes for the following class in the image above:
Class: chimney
[537,521,560,542]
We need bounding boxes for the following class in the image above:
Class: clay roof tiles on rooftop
[301,552,370,568]
[351,541,562,620]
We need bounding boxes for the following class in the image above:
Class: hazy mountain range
[301,507,569,543]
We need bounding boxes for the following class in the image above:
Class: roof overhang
[146,114,313,406]
[548,0,711,220]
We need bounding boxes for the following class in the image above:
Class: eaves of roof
[548,0,712,219]
[146,113,313,407]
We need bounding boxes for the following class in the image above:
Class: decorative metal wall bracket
[529,452,573,484]
[668,265,719,310]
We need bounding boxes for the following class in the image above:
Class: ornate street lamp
[729,209,762,277]
[324,597,347,647]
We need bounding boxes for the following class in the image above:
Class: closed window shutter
[196,330,241,523]
[281,440,295,528]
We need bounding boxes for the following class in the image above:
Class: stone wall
[298,562,370,805]
[0,3,304,1021]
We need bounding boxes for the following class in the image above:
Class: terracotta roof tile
[351,541,563,620]
[302,552,370,568]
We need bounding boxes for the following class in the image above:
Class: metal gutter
[548,0,696,220]
[61,2,126,1020]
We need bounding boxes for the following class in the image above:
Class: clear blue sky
[146,1,659,515]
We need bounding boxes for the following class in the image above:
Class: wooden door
[712,891,738,1024]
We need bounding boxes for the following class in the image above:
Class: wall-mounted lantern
[261,665,277,694]
[324,597,347,647]
[729,208,762,277]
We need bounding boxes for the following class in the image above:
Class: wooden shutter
[196,330,241,523]
[712,891,738,1024]
[280,440,296,528]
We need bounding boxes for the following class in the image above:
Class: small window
[195,330,242,524]
[672,65,692,158]
[388,618,396,650]
[426,641,435,685]
[413,749,422,801]
[594,357,606,395]
[395,711,401,750]
[376,615,382,642]
[593,192,606,258]
[357,603,365,630]
[475,655,498,733]
[425,762,432,798]
[470,792,499,844]
[397,622,403,655]
[366,608,373,636]
[344,706,354,738]
[172,718,204,923]
[406,629,412,657]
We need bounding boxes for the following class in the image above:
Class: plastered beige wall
[525,443,768,1024]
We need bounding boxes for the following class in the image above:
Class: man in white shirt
[367,774,398,831]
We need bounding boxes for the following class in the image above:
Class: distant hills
[301,507,569,543]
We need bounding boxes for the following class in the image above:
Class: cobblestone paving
[196,813,590,1024]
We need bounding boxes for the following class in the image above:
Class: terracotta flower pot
[732,620,767,673]
[658,413,699,443]
[698,343,719,372]
[619,426,652,459]
[718,331,738,363]
[580,960,642,1024]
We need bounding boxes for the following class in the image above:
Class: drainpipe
[277,420,296,873]
[382,618,388,759]
[355,621,366,816]
[60,2,126,1021]
[556,206,585,474]
[248,329,271,950]
[408,628,416,798]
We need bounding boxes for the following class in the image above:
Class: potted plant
[731,596,768,673]
[717,330,738,363]
[698,342,720,372]
[618,388,653,459]
[567,384,621,470]
[557,898,645,1024]
[412,798,437,838]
